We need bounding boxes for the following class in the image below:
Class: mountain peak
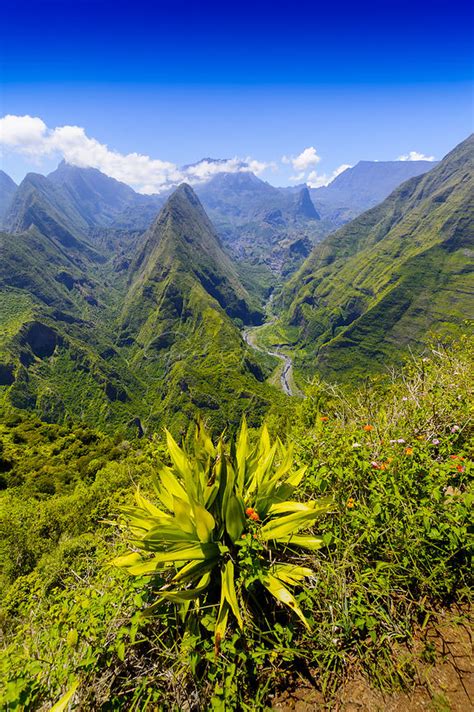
[148,183,214,252]
[294,185,320,219]
[167,182,202,209]
[127,183,263,326]
[135,183,225,271]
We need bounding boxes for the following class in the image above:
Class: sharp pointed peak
[294,185,319,219]
[163,182,204,212]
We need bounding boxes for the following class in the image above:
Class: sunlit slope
[120,184,279,431]
[281,134,474,380]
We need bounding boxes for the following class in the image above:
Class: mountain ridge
[280,134,474,380]
[0,170,17,223]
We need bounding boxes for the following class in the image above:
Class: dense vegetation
[1,338,471,709]
[281,134,474,381]
[0,185,283,436]
[0,135,472,709]
[1,141,468,435]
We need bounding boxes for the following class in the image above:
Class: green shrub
[113,418,332,646]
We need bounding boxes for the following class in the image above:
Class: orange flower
[347,497,355,508]
[380,463,387,471]
[320,416,329,422]
[245,507,255,516]
[405,447,414,455]
[456,464,465,473]
[363,424,374,432]
[250,511,260,521]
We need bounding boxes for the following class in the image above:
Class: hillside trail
[241,297,297,397]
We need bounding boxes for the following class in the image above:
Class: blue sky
[1,0,473,191]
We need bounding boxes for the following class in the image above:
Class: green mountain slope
[3,164,162,259]
[3,173,101,262]
[119,184,279,431]
[0,223,143,425]
[281,134,474,380]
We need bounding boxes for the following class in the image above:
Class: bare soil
[271,610,473,712]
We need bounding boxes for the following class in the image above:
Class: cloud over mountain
[282,147,352,187]
[283,146,321,174]
[307,163,352,188]
[0,114,273,193]
[397,150,436,161]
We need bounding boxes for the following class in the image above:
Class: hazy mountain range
[1,157,435,273]
[0,139,470,431]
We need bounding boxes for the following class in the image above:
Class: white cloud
[0,114,47,150]
[184,156,273,181]
[0,114,273,193]
[307,163,352,188]
[245,157,277,175]
[282,146,350,187]
[289,172,306,183]
[397,150,435,162]
[282,146,321,172]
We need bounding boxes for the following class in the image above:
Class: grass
[0,291,35,360]
[0,337,472,709]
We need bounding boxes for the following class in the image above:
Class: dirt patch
[271,611,473,711]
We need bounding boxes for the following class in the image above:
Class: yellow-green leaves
[262,573,311,630]
[215,560,243,645]
[113,417,332,647]
[165,430,196,498]
[50,680,79,712]
[192,501,216,542]
[225,494,245,542]
[112,551,143,568]
[277,535,324,551]
[236,416,250,489]
[260,500,332,541]
[159,572,212,602]
[222,560,243,629]
[154,466,189,509]
[269,563,314,585]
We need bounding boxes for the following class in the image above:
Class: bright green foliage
[280,134,474,381]
[0,340,472,710]
[113,418,332,641]
[0,185,283,436]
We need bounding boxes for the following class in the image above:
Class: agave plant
[113,419,332,645]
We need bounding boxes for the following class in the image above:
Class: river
[242,318,296,397]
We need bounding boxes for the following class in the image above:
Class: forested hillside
[280,134,474,380]
[0,338,471,709]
